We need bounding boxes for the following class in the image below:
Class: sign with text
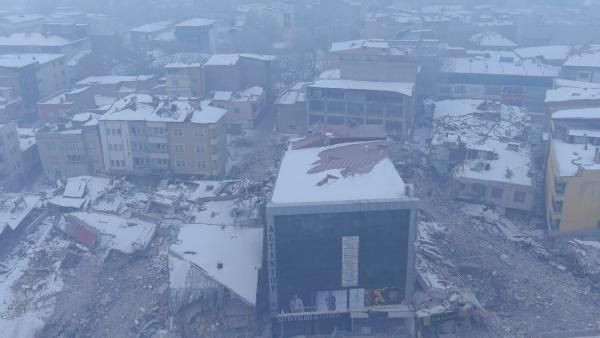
[341,236,359,287]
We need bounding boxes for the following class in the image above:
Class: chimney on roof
[595,147,600,164]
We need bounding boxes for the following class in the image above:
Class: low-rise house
[469,31,517,51]
[546,108,600,233]
[430,99,535,213]
[545,80,600,121]
[130,21,172,49]
[562,50,600,83]
[97,94,227,178]
[0,194,43,246]
[0,33,90,59]
[210,86,265,132]
[275,81,307,134]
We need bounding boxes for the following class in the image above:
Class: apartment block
[203,53,276,97]
[306,79,414,138]
[97,94,227,177]
[36,113,104,180]
[0,120,24,191]
[211,86,265,132]
[546,108,600,233]
[164,62,203,98]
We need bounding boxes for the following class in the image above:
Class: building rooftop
[204,53,275,67]
[170,223,263,305]
[441,57,560,77]
[545,86,600,103]
[271,141,407,205]
[213,86,263,103]
[164,62,202,68]
[0,53,64,68]
[291,124,386,150]
[329,39,415,56]
[0,33,79,47]
[470,31,517,48]
[175,18,215,28]
[552,139,600,177]
[0,195,41,236]
[2,14,44,24]
[514,45,571,62]
[131,21,172,33]
[564,51,600,68]
[310,79,414,96]
[275,82,306,105]
[77,75,154,86]
[552,108,600,120]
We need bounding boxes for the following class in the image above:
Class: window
[550,218,560,231]
[503,86,524,95]
[154,127,165,135]
[472,183,486,195]
[327,101,345,113]
[553,200,563,213]
[174,144,184,152]
[309,100,325,112]
[234,108,240,114]
[485,86,502,95]
[513,191,526,203]
[196,160,207,169]
[577,71,591,81]
[195,144,206,153]
[194,128,205,136]
[173,128,183,136]
[130,127,137,135]
[555,182,566,195]
[176,160,186,168]
[454,85,466,94]
[491,187,503,199]
[439,86,451,95]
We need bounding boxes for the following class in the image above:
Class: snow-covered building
[562,50,600,83]
[164,62,203,98]
[275,81,307,134]
[203,53,276,97]
[210,86,265,132]
[266,140,418,336]
[306,79,414,138]
[546,107,600,233]
[469,31,517,50]
[430,99,535,212]
[438,54,560,116]
[97,94,227,177]
[514,45,571,66]
[545,80,600,119]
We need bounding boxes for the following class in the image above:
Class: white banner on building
[341,236,359,287]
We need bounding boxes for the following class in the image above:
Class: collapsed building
[430,99,535,213]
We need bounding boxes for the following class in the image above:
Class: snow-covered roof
[276,82,306,105]
[164,62,202,68]
[0,195,41,235]
[551,139,600,177]
[271,141,407,205]
[62,212,156,254]
[170,224,263,304]
[441,57,560,77]
[564,51,600,68]
[310,79,414,96]
[190,101,226,124]
[453,139,533,186]
[470,31,517,48]
[213,86,263,103]
[0,33,76,47]
[555,79,600,89]
[319,69,341,80]
[17,128,36,151]
[545,86,600,103]
[204,54,239,66]
[552,108,600,120]
[131,21,172,33]
[204,53,276,67]
[175,18,215,27]
[77,75,154,86]
[0,53,64,68]
[48,176,113,209]
[514,45,571,62]
[2,14,44,24]
[63,176,88,198]
[329,39,414,56]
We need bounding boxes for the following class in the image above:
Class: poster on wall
[341,236,359,287]
[316,290,347,312]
